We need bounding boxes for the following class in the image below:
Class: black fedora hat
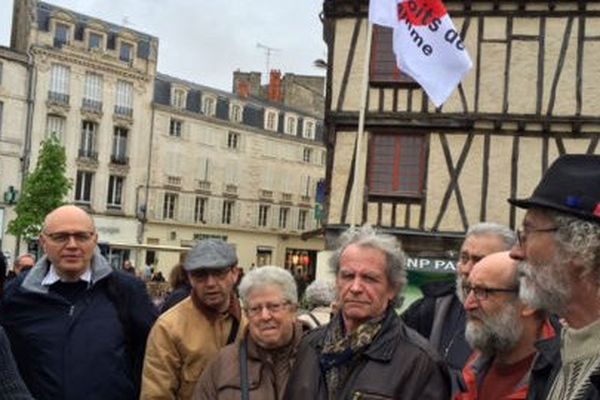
[508,154,600,223]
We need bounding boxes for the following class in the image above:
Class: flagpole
[350,20,373,227]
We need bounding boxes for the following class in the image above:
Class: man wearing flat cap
[141,239,247,399]
[509,154,600,400]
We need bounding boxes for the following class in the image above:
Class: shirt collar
[41,264,92,286]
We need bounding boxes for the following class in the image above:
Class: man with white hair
[456,252,554,399]
[509,154,600,399]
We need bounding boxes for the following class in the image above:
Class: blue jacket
[0,250,158,400]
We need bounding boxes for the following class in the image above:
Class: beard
[518,259,570,315]
[465,302,523,356]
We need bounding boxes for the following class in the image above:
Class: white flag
[369,0,472,107]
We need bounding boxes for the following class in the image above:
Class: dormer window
[171,88,187,109]
[119,41,133,63]
[88,32,103,50]
[202,96,216,117]
[303,119,316,140]
[54,23,70,48]
[265,109,278,131]
[229,103,243,123]
[285,115,297,135]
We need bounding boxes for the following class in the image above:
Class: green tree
[8,134,72,240]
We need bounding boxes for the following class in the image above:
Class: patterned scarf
[319,312,385,400]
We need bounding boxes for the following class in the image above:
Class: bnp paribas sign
[406,257,457,273]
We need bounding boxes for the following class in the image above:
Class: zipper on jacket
[69,305,75,316]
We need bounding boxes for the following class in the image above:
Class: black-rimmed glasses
[43,231,96,244]
[461,283,518,301]
[516,226,558,247]
[246,301,291,317]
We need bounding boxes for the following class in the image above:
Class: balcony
[114,106,133,118]
[53,38,68,48]
[197,180,211,192]
[166,176,182,186]
[48,91,70,106]
[110,154,129,165]
[300,195,311,204]
[78,149,98,161]
[260,190,273,200]
[281,193,293,203]
[82,98,103,113]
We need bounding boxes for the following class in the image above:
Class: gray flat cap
[184,239,238,271]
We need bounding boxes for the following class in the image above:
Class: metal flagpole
[349,20,373,227]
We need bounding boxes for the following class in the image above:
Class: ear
[231,266,241,281]
[520,303,537,318]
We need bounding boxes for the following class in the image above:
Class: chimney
[237,81,250,98]
[268,70,282,102]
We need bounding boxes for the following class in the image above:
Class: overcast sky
[0,0,327,92]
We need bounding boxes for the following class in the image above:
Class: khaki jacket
[192,321,305,400]
[141,296,246,400]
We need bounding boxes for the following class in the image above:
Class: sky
[0,0,327,92]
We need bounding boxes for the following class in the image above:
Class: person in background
[141,239,246,399]
[297,280,336,329]
[13,254,35,276]
[160,253,191,313]
[455,252,555,400]
[285,224,450,399]
[193,266,304,400]
[122,259,136,275]
[0,205,157,400]
[0,325,32,399]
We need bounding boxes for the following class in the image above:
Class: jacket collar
[361,307,401,363]
[21,247,112,295]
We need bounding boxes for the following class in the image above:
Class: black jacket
[284,307,451,400]
[0,250,158,400]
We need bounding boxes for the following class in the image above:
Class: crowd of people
[1,153,600,399]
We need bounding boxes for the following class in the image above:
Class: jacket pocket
[351,391,392,400]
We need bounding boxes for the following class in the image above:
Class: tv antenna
[257,42,281,79]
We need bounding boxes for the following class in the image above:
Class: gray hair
[544,210,600,282]
[303,280,335,308]
[14,253,36,267]
[466,222,517,249]
[238,265,298,308]
[329,224,407,295]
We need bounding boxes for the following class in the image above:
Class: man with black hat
[141,239,246,399]
[509,154,600,400]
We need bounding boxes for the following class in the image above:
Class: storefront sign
[406,257,457,273]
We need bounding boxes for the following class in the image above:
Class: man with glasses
[141,239,246,399]
[456,251,554,399]
[13,253,35,275]
[0,205,157,400]
[401,222,516,390]
[509,154,600,400]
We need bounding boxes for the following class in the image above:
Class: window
[279,207,289,229]
[230,104,243,123]
[83,72,103,111]
[172,88,187,108]
[46,114,65,140]
[197,156,211,182]
[298,209,308,230]
[265,110,277,131]
[285,115,297,135]
[222,200,234,224]
[370,26,415,84]
[303,148,312,163]
[107,175,124,209]
[300,175,312,198]
[115,80,133,117]
[79,121,97,159]
[163,193,178,219]
[258,205,270,227]
[54,22,70,48]
[202,96,216,116]
[227,132,239,149]
[88,32,103,50]
[169,119,182,137]
[75,171,93,204]
[112,127,128,164]
[303,120,315,139]
[368,133,426,197]
[194,196,207,223]
[120,41,133,62]
[49,64,70,104]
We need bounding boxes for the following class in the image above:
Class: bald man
[0,205,157,400]
[455,252,555,400]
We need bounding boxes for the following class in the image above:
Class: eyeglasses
[189,267,232,281]
[461,283,518,301]
[516,226,558,247]
[246,301,291,317]
[43,231,96,244]
[458,253,485,266]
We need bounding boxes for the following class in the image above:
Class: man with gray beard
[455,252,554,400]
[509,154,600,400]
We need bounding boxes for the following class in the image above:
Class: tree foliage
[7,134,72,240]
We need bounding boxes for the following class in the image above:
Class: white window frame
[75,170,93,204]
[107,175,124,208]
[54,22,71,47]
[169,118,182,137]
[285,114,297,135]
[84,72,103,105]
[303,119,316,139]
[50,64,70,95]
[227,131,240,149]
[87,31,104,50]
[202,95,216,117]
[163,192,178,219]
[194,196,207,223]
[258,204,270,227]
[112,127,128,161]
[222,200,235,224]
[119,40,134,63]
[229,103,243,123]
[298,209,308,230]
[265,109,278,131]
[80,120,97,156]
[171,87,187,109]
[303,147,312,163]
[279,207,289,229]
[46,114,65,140]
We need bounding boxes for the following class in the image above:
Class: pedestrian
[160,253,191,313]
[401,222,516,390]
[141,239,247,399]
[13,254,35,276]
[0,205,157,400]
[122,259,136,275]
[297,279,336,329]
[193,266,304,400]
[509,154,600,399]
[285,224,450,399]
[455,252,556,399]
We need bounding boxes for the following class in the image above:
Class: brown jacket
[192,321,305,400]
[141,295,246,400]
